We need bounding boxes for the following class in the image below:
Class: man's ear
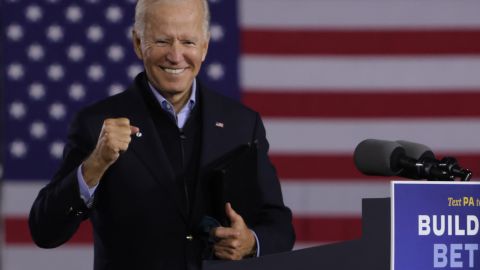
[132,30,143,60]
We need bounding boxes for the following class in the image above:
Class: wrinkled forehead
[135,0,210,39]
[146,1,205,27]
[139,0,206,21]
[144,3,204,36]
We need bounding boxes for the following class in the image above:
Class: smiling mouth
[162,67,186,74]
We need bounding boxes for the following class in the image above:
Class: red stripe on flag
[272,154,366,180]
[293,216,362,242]
[243,91,480,118]
[5,217,360,243]
[271,154,480,180]
[5,217,93,244]
[242,29,480,55]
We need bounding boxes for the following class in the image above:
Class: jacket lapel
[189,87,242,225]
[199,89,235,169]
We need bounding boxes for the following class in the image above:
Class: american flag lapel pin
[215,122,224,128]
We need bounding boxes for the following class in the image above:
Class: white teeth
[163,68,185,74]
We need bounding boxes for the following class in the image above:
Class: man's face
[133,0,209,97]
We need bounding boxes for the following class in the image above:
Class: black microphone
[353,139,405,176]
[434,157,472,181]
[395,140,436,180]
[354,139,471,181]
[396,140,434,160]
[396,140,472,181]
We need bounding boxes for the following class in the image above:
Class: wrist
[82,155,108,187]
[246,241,257,258]
[245,230,257,258]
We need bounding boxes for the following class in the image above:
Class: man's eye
[156,40,168,45]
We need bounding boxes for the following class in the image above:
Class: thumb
[130,125,140,135]
[225,202,243,227]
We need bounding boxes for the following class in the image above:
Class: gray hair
[134,0,210,38]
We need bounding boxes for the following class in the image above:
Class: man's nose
[166,42,183,63]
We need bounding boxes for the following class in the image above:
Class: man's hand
[82,118,139,187]
[212,203,257,260]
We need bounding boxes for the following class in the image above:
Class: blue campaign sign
[392,181,480,270]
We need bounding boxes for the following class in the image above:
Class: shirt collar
[147,79,197,113]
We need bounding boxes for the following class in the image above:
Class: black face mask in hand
[198,215,221,260]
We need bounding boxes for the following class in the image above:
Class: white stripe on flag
[282,180,390,216]
[241,56,480,90]
[294,242,333,251]
[1,180,390,216]
[3,181,45,216]
[263,118,480,154]
[3,245,93,270]
[240,0,480,29]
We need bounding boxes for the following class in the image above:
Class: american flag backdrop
[2,0,480,269]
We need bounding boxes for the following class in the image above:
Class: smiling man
[29,0,295,269]
[133,0,209,112]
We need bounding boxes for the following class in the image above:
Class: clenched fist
[82,118,139,187]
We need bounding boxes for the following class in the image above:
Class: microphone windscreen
[353,139,405,176]
[396,140,434,160]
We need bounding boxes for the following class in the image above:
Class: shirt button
[186,235,193,241]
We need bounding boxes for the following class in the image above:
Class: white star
[9,101,27,119]
[108,83,125,96]
[127,64,143,79]
[27,43,45,61]
[65,5,83,23]
[25,5,43,22]
[107,44,125,62]
[209,0,222,3]
[30,121,48,139]
[210,24,224,41]
[86,0,100,4]
[50,141,65,159]
[69,83,86,101]
[6,0,20,3]
[49,102,67,120]
[125,0,136,4]
[86,25,104,42]
[6,23,24,41]
[46,0,60,3]
[29,83,46,100]
[207,62,225,80]
[67,44,85,62]
[105,6,123,23]
[87,64,105,81]
[7,63,25,80]
[10,140,28,158]
[47,64,65,81]
[46,24,64,42]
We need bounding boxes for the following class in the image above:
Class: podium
[203,198,391,270]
